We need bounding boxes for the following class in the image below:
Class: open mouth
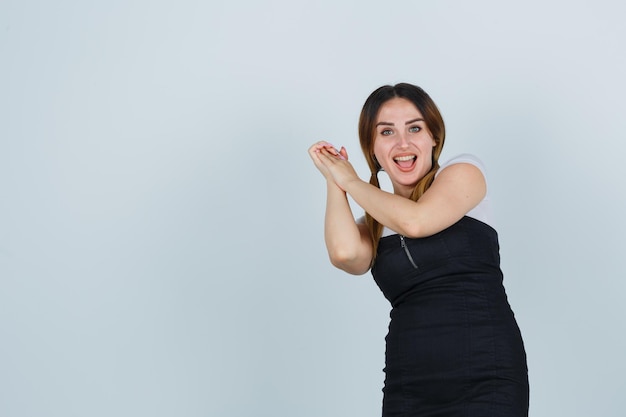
[393,154,417,170]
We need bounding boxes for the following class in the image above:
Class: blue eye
[381,129,393,136]
[409,126,421,133]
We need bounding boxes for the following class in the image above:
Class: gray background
[1,0,625,416]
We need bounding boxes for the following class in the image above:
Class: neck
[393,184,414,199]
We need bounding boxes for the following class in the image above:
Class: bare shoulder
[436,153,487,182]
[425,162,486,205]
[435,162,486,185]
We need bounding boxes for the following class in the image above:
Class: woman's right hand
[308,141,347,181]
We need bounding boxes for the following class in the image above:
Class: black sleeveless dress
[372,216,529,416]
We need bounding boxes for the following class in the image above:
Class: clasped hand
[308,141,361,191]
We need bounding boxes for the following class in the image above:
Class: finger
[309,141,332,153]
[339,146,348,161]
[317,147,332,161]
[309,142,332,161]
[323,146,344,158]
[317,141,339,153]
[319,147,340,162]
[326,144,347,160]
[316,150,336,168]
[309,145,331,166]
[308,145,323,160]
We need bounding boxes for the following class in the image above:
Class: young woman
[308,83,529,416]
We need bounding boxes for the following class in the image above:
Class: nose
[397,131,410,147]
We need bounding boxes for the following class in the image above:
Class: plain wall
[1,1,625,416]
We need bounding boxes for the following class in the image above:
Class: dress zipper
[399,235,418,269]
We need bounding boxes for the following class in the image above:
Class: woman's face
[373,97,437,198]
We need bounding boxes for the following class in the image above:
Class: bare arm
[309,142,373,274]
[316,147,486,238]
[323,182,373,274]
[343,163,486,237]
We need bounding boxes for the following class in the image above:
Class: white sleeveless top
[359,153,495,237]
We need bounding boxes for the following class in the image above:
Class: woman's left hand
[316,146,361,191]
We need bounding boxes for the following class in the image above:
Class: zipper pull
[400,235,418,269]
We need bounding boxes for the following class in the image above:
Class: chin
[390,172,421,186]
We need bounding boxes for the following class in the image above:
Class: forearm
[324,182,371,274]
[342,164,486,239]
[343,179,426,237]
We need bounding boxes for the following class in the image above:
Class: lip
[393,153,417,172]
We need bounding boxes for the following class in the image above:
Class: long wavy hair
[358,83,446,257]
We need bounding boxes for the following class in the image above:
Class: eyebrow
[376,118,424,127]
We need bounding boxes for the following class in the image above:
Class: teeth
[394,155,416,162]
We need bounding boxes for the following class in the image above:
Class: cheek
[421,142,435,167]
[372,141,384,162]
[424,137,437,155]
[373,151,384,169]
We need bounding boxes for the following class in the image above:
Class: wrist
[341,177,363,194]
[326,180,346,194]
